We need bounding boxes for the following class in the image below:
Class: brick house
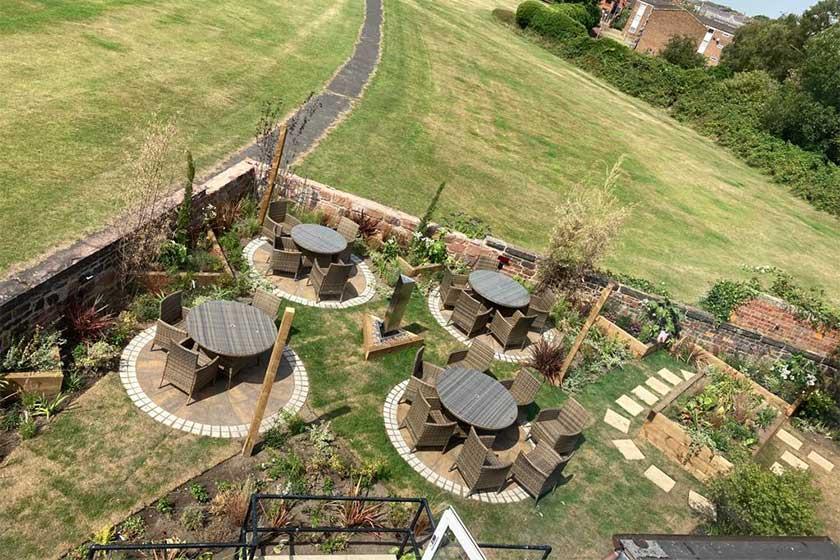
[622,0,738,65]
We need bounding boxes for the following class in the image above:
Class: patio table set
[262,199,360,302]
[399,345,591,503]
[440,256,555,351]
[151,289,284,405]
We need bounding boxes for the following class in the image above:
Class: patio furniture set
[441,263,556,351]
[264,199,360,302]
[152,289,284,405]
[400,346,590,502]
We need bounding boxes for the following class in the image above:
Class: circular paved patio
[120,326,309,438]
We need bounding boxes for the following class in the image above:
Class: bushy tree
[762,81,840,161]
[801,25,840,112]
[720,17,804,81]
[799,0,840,39]
[660,35,706,68]
[175,151,195,246]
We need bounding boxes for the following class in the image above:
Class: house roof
[613,535,840,560]
[640,0,739,33]
[696,13,738,34]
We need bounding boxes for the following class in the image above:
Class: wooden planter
[397,256,443,278]
[133,230,235,292]
[4,346,63,398]
[594,316,661,358]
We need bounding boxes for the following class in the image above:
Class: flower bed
[594,316,661,358]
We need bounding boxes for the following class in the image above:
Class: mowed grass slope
[300,0,840,303]
[0,0,363,273]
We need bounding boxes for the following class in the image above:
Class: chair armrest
[446,349,469,365]
[535,408,561,422]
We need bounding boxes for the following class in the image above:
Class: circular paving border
[244,238,377,309]
[383,381,530,504]
[427,286,556,363]
[120,326,309,439]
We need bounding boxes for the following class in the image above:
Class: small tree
[175,151,195,246]
[661,35,707,69]
[537,160,629,291]
[709,463,823,536]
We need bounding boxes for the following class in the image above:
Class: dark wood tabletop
[468,270,530,309]
[186,301,277,358]
[291,224,348,256]
[437,366,518,431]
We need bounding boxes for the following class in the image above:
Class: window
[628,3,648,33]
[697,29,714,54]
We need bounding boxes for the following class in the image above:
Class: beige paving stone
[775,428,803,451]
[688,490,715,518]
[771,462,785,475]
[612,439,645,460]
[645,377,671,396]
[657,368,682,385]
[604,408,631,434]
[807,450,835,473]
[781,450,809,470]
[644,465,676,492]
[615,394,645,417]
[680,369,695,381]
[632,385,659,406]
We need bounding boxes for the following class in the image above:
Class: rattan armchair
[310,261,353,302]
[159,338,220,405]
[450,428,512,496]
[500,368,542,408]
[252,288,282,320]
[281,214,302,235]
[404,392,457,452]
[336,217,359,263]
[473,255,498,271]
[152,291,189,352]
[446,340,495,373]
[271,247,303,280]
[262,199,288,240]
[449,292,493,338]
[401,346,444,405]
[439,269,469,309]
[529,398,590,455]
[489,311,537,350]
[511,442,574,503]
[528,290,555,332]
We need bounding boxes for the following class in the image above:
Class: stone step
[680,369,695,381]
[780,450,809,470]
[644,465,676,493]
[613,439,645,460]
[656,368,682,386]
[645,377,671,396]
[615,394,645,417]
[775,428,803,451]
[604,408,631,433]
[807,450,835,473]
[631,385,659,406]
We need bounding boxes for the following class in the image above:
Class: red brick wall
[731,296,840,359]
[635,10,706,55]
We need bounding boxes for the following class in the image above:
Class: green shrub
[515,0,543,28]
[72,341,120,374]
[799,389,839,422]
[129,292,161,322]
[18,413,37,440]
[218,231,247,273]
[708,463,822,536]
[158,240,189,271]
[156,496,175,515]
[180,505,206,531]
[107,311,139,346]
[553,3,598,30]
[528,5,587,41]
[189,482,210,504]
[700,279,759,325]
[0,327,64,373]
[441,211,492,239]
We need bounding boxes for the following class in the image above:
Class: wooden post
[555,282,615,386]
[242,307,295,456]
[257,125,289,227]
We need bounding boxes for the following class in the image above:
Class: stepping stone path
[657,368,682,386]
[771,462,786,475]
[632,385,659,406]
[680,369,695,381]
[645,377,671,396]
[612,439,645,460]
[644,465,676,492]
[615,395,645,417]
[604,408,631,434]
[688,490,715,518]
[776,428,803,450]
[780,450,809,470]
[807,450,835,473]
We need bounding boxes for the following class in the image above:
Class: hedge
[515,0,543,29]
[554,3,599,30]
[517,2,587,42]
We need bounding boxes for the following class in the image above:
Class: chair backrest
[336,217,360,243]
[510,368,542,402]
[454,291,485,318]
[473,255,498,271]
[558,397,591,431]
[406,389,434,435]
[166,340,198,375]
[459,428,491,476]
[268,199,288,223]
[285,215,301,228]
[530,290,555,313]
[464,340,495,371]
[253,289,282,319]
[271,248,302,269]
[281,236,297,251]
[325,262,353,285]
[159,291,183,325]
[509,312,537,339]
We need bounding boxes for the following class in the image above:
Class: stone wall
[0,160,257,347]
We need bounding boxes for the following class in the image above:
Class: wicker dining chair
[439,269,469,309]
[446,340,495,373]
[529,398,591,455]
[335,217,360,263]
[527,290,556,332]
[449,292,493,338]
[511,442,574,503]
[473,255,498,271]
[281,214,302,235]
[450,428,512,496]
[401,346,444,405]
[271,247,304,280]
[310,261,353,302]
[262,199,288,240]
[500,368,542,408]
[404,392,457,452]
[252,288,282,320]
[489,311,537,350]
[152,291,190,352]
[159,338,220,406]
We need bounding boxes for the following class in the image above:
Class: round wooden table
[291,224,347,259]
[185,301,277,358]
[436,366,518,431]
[468,270,530,310]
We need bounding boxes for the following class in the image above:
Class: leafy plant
[218,231,247,273]
[700,278,759,325]
[407,230,448,266]
[18,412,37,440]
[119,515,146,540]
[73,341,120,374]
[332,479,386,528]
[159,240,189,271]
[0,327,64,373]
[441,211,491,239]
[352,459,389,488]
[209,477,255,529]
[179,505,206,531]
[107,310,139,346]
[66,296,115,341]
[637,298,681,344]
[260,498,294,528]
[526,337,567,384]
[189,482,210,504]
[319,534,349,554]
[562,329,629,393]
[29,392,69,421]
[129,292,163,322]
[307,421,336,453]
[351,209,379,238]
[156,496,175,516]
[63,369,85,393]
[91,525,115,545]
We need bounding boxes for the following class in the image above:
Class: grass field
[0,0,363,274]
[299,0,840,303]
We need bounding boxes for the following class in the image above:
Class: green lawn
[0,0,363,273]
[299,0,840,303]
[291,293,703,558]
